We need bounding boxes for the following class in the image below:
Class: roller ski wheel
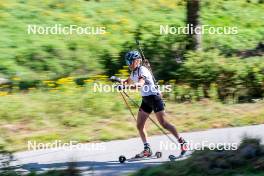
[155,151,162,158]
[119,155,126,163]
[169,154,180,161]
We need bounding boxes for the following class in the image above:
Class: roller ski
[169,137,191,161]
[119,145,162,163]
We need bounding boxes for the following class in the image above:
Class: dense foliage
[0,0,263,101]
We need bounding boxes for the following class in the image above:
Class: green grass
[0,0,263,79]
[0,85,263,151]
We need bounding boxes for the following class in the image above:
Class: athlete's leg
[136,98,153,157]
[136,109,153,157]
[155,110,180,140]
[136,109,149,144]
[155,110,188,154]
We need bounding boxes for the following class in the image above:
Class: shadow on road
[21,159,164,176]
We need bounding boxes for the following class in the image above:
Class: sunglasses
[126,59,133,66]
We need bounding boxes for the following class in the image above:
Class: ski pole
[136,40,158,85]
[136,40,146,61]
[119,91,137,122]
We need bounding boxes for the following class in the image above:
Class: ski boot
[179,137,188,155]
[135,144,153,158]
[169,137,189,161]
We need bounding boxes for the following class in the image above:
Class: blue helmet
[125,50,141,65]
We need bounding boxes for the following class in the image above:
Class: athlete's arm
[122,77,133,85]
[136,77,145,87]
[119,77,145,90]
[130,77,145,89]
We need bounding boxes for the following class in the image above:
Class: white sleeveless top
[130,66,160,96]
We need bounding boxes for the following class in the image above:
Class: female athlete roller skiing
[117,50,188,158]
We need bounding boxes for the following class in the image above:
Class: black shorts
[140,95,165,113]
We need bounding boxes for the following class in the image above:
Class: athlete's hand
[110,76,121,83]
[114,84,125,90]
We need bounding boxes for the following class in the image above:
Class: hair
[135,58,142,65]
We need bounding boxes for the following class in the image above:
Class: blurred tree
[186,0,202,51]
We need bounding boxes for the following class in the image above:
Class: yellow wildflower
[12,77,21,81]
[0,91,8,96]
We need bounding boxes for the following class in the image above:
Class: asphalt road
[11,124,264,176]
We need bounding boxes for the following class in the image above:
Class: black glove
[114,84,125,91]
[110,76,121,83]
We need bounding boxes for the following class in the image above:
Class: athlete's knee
[160,120,171,129]
[137,123,144,131]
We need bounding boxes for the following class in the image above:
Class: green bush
[181,51,264,102]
